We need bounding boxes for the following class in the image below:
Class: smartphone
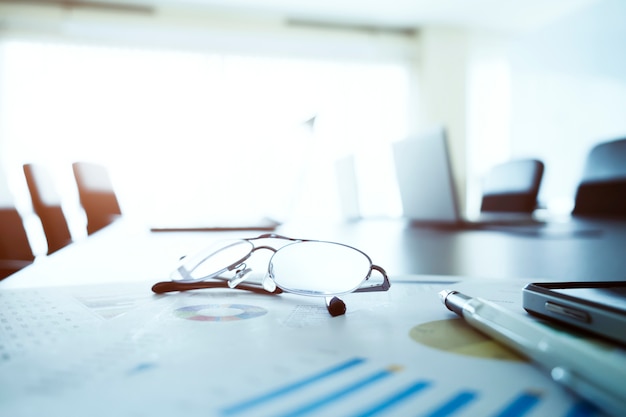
[523,281,626,345]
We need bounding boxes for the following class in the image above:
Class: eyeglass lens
[269,241,372,296]
[171,240,253,282]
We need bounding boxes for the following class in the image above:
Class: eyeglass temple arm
[151,279,283,295]
[352,265,391,293]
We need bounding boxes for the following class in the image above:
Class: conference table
[1,216,624,416]
[279,216,626,282]
[4,215,626,289]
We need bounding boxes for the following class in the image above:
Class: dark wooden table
[280,217,626,282]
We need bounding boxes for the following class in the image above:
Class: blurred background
[1,0,626,253]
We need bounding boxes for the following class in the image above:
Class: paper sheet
[0,277,609,416]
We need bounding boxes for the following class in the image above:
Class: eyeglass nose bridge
[228,263,253,288]
[250,245,279,254]
[226,245,279,289]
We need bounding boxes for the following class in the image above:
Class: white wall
[415,28,514,216]
[414,28,469,212]
[414,1,626,217]
[508,0,626,212]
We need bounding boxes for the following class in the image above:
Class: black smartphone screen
[551,286,626,312]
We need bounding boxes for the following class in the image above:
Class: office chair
[572,137,626,218]
[480,159,545,213]
[23,164,72,254]
[0,207,35,279]
[72,162,122,235]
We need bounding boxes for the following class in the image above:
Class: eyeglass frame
[151,233,390,316]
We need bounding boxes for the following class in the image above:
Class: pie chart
[174,304,267,321]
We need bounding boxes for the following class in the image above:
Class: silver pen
[439,289,626,417]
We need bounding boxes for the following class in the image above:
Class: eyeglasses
[151,233,390,316]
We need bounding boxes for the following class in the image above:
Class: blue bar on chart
[220,357,366,416]
[563,402,600,417]
[494,391,541,417]
[277,366,402,417]
[421,391,478,417]
[350,380,431,417]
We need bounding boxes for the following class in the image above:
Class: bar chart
[218,357,599,417]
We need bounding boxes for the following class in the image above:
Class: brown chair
[0,207,35,279]
[480,159,545,214]
[573,137,626,218]
[72,162,122,235]
[23,164,72,254]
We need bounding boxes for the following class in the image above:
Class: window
[0,37,410,239]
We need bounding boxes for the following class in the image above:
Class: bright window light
[0,39,410,235]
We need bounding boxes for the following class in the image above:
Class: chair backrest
[480,159,545,213]
[573,137,626,218]
[72,162,122,235]
[23,164,72,254]
[0,207,35,279]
